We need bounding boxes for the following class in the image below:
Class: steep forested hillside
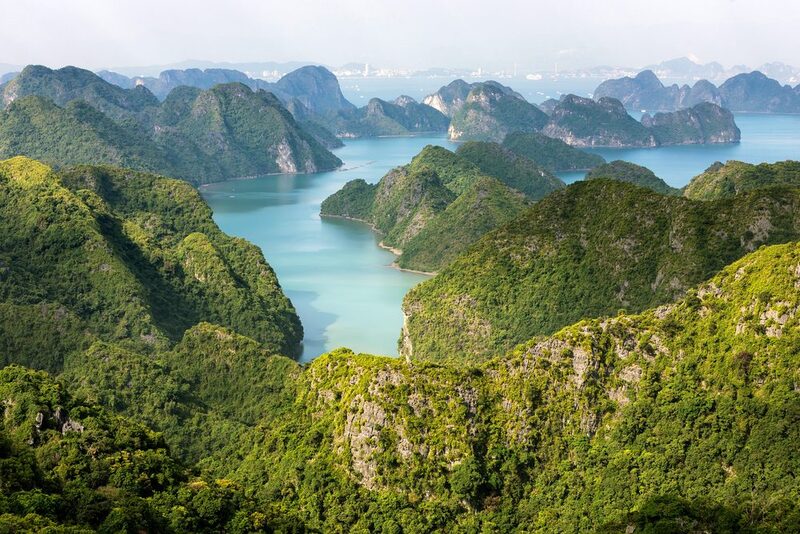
[235,241,800,532]
[501,131,606,171]
[1,156,799,532]
[684,160,800,200]
[403,179,800,362]
[0,67,342,183]
[0,157,302,370]
[321,144,565,272]
[586,160,681,195]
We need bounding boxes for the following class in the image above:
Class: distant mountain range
[595,69,800,113]
[641,57,800,84]
[0,62,745,176]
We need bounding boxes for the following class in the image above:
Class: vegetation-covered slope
[0,157,302,371]
[542,95,658,147]
[586,160,681,195]
[448,84,549,142]
[543,95,739,147]
[642,101,741,144]
[455,141,566,200]
[684,160,800,200]
[1,153,800,532]
[0,96,173,174]
[321,144,564,271]
[423,79,524,117]
[0,67,342,183]
[403,179,800,362]
[234,241,800,532]
[1,65,159,123]
[396,177,530,272]
[322,95,450,138]
[156,82,342,179]
[0,159,313,532]
[501,131,606,171]
[0,362,301,532]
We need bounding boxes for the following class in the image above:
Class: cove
[203,114,799,363]
[201,135,457,361]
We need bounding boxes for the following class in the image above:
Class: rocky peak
[393,95,417,107]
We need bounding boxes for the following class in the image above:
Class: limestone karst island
[1,1,799,532]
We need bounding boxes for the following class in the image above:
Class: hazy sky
[3,0,798,71]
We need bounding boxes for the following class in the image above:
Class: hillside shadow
[286,289,337,362]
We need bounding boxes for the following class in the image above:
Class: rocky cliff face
[424,79,524,117]
[158,83,342,179]
[315,95,449,138]
[239,240,800,532]
[0,68,343,183]
[273,65,356,114]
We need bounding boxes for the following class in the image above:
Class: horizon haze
[3,0,799,73]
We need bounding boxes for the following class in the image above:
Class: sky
[2,0,799,72]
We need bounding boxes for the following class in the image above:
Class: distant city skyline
[3,0,799,74]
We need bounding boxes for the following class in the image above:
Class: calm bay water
[203,113,799,362]
[557,113,800,185]
[202,136,457,361]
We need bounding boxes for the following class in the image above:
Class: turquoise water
[557,114,800,186]
[201,136,457,361]
[203,113,799,362]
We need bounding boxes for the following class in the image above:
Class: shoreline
[377,242,437,276]
[321,214,436,276]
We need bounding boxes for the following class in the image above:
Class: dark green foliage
[643,102,740,145]
[0,96,173,175]
[543,95,657,147]
[0,68,342,184]
[237,242,800,531]
[684,159,800,200]
[0,158,301,372]
[0,365,283,532]
[322,96,450,138]
[456,141,565,200]
[398,177,531,272]
[403,179,800,362]
[586,160,681,195]
[449,83,549,142]
[1,154,799,532]
[502,131,605,171]
[321,145,539,272]
[597,496,747,533]
[159,83,341,181]
[1,65,159,123]
[319,178,377,220]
